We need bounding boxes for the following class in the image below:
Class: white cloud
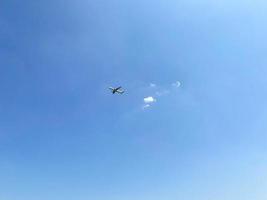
[172,81,181,88]
[144,96,156,104]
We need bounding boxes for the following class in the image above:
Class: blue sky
[1,0,267,199]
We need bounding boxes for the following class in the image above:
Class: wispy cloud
[142,104,151,109]
[149,83,156,88]
[156,90,170,97]
[172,81,181,88]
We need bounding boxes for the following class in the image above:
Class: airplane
[109,86,125,94]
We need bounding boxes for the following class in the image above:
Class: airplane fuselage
[109,86,124,94]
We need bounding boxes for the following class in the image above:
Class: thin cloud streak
[150,83,156,88]
[172,81,181,88]
[142,104,150,109]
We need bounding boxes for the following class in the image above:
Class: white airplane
[109,86,125,94]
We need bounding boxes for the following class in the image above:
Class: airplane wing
[117,90,125,94]
[109,87,114,90]
[115,86,122,90]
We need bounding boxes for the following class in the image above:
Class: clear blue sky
[1,0,267,199]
